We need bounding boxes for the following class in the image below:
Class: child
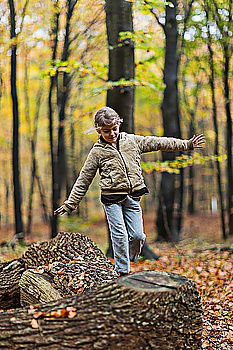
[54,107,205,276]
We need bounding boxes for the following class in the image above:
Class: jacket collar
[94,133,123,148]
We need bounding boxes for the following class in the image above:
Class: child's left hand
[190,134,206,149]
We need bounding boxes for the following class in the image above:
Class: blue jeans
[103,196,146,274]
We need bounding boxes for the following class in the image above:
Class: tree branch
[19,0,30,34]
[143,0,165,31]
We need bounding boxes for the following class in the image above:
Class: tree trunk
[205,15,226,239]
[56,0,78,210]
[26,85,43,234]
[105,0,135,133]
[48,0,60,237]
[105,0,157,259]
[8,0,24,239]
[188,116,195,214]
[0,270,202,350]
[156,0,181,242]
[224,49,233,235]
[35,174,49,224]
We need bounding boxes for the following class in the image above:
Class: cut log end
[118,271,188,292]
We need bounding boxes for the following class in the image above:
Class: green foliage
[141,153,227,174]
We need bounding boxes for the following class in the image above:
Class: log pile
[0,232,117,309]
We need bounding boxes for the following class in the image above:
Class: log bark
[0,258,25,309]
[0,271,202,350]
[0,232,117,309]
[19,270,62,306]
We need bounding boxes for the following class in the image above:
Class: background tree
[105,0,159,259]
[48,0,60,237]
[211,0,233,235]
[7,0,29,242]
[105,0,135,132]
[204,1,226,239]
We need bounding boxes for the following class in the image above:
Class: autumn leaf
[31,319,39,329]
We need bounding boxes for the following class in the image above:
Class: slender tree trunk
[206,21,226,239]
[181,75,199,215]
[8,0,24,240]
[23,51,44,233]
[35,174,49,224]
[4,179,9,225]
[188,115,195,214]
[156,0,181,242]
[105,0,135,132]
[223,48,233,235]
[56,0,78,205]
[48,1,60,237]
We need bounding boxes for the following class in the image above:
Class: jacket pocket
[99,166,113,188]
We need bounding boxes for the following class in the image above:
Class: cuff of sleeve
[63,202,77,214]
[187,139,194,150]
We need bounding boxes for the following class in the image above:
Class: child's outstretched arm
[54,148,99,216]
[133,133,205,153]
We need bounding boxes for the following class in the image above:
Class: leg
[123,196,146,262]
[104,203,130,274]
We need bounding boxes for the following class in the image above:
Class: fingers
[54,206,66,216]
[191,134,206,149]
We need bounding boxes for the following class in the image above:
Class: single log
[0,232,117,309]
[0,271,203,350]
[0,258,25,309]
[20,270,62,306]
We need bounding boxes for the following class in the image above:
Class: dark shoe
[118,272,129,278]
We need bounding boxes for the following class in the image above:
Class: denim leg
[123,196,146,262]
[104,203,130,274]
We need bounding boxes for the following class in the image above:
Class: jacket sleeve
[63,148,99,213]
[133,135,194,153]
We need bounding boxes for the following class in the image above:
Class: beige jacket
[63,132,194,213]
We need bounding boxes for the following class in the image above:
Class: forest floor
[0,212,232,349]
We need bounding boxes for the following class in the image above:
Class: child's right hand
[54,206,66,216]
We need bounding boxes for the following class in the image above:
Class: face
[98,123,120,143]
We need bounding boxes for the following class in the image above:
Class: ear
[96,128,101,134]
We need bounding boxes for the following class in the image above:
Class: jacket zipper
[118,150,133,193]
[109,143,133,194]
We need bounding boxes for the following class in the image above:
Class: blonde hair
[94,107,122,130]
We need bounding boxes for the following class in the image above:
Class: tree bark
[105,0,135,133]
[0,232,117,309]
[8,0,24,239]
[0,258,26,309]
[0,271,202,350]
